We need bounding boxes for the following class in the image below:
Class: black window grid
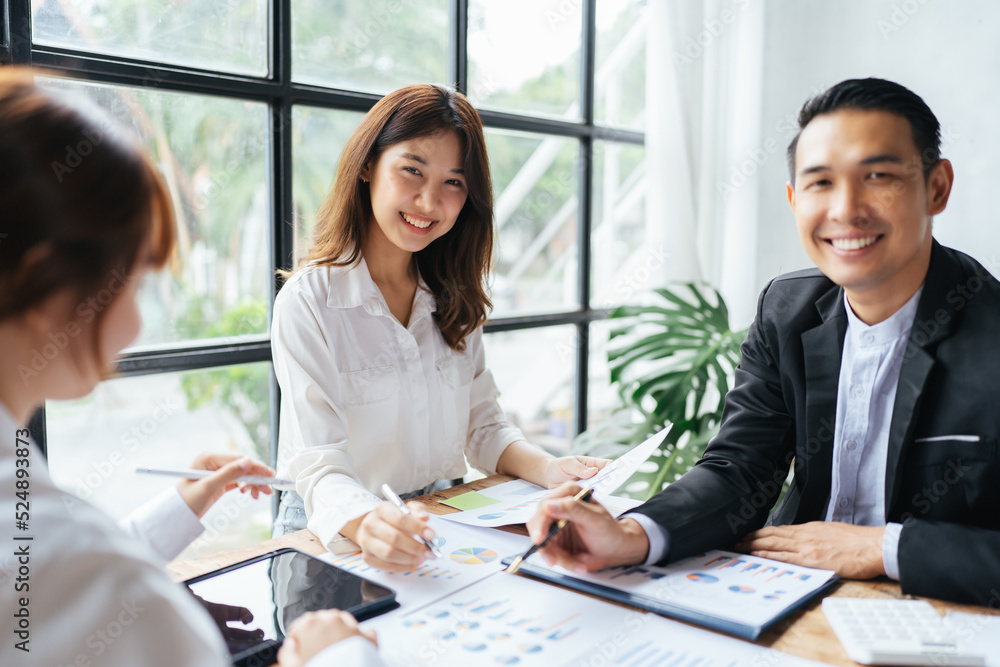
[3,0,644,471]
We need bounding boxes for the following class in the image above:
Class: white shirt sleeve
[2,439,231,667]
[626,512,671,565]
[881,521,903,580]
[463,328,527,474]
[272,285,382,552]
[306,636,385,667]
[118,487,205,562]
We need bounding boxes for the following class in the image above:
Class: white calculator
[822,598,985,666]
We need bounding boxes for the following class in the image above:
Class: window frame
[4,0,645,471]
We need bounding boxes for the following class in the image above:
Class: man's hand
[526,483,650,573]
[539,456,610,489]
[735,522,886,579]
[277,609,376,667]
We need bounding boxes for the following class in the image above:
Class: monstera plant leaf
[577,283,747,499]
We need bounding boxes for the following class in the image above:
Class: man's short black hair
[786,78,942,183]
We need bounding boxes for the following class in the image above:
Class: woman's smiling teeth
[400,212,435,229]
[829,235,879,251]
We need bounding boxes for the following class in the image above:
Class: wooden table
[168,475,999,666]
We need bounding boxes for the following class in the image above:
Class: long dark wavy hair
[292,84,494,351]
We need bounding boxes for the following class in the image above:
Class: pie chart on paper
[449,547,499,565]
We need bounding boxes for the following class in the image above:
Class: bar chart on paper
[564,613,832,667]
[363,572,642,667]
[516,549,837,638]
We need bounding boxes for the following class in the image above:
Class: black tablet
[184,548,397,667]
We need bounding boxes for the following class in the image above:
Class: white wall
[751,0,1000,295]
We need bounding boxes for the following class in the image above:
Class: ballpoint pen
[135,467,294,488]
[506,487,594,575]
[381,483,445,559]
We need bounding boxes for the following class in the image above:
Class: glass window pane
[487,130,579,317]
[595,0,647,130]
[292,106,366,262]
[292,0,449,94]
[483,326,576,454]
[31,1,268,77]
[590,141,648,309]
[468,0,581,119]
[38,78,270,347]
[46,362,274,561]
[586,320,618,430]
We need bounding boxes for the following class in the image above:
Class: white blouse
[272,258,524,551]
[0,404,383,667]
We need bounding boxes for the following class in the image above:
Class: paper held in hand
[440,425,672,528]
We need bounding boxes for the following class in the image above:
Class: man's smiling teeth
[830,236,878,251]
[401,212,434,229]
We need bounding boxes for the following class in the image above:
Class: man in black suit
[529,78,1000,606]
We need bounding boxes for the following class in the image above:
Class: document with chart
[363,571,832,667]
[439,426,669,528]
[507,550,838,639]
[320,516,531,609]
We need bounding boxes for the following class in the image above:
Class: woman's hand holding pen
[526,482,651,574]
[177,453,276,519]
[343,501,437,572]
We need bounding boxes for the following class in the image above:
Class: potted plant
[578,283,748,499]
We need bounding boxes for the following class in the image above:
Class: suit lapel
[796,286,847,522]
[884,347,934,516]
[884,241,956,517]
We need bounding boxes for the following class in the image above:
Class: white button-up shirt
[272,258,524,551]
[824,287,922,578]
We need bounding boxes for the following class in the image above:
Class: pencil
[506,487,594,575]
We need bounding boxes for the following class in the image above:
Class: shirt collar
[324,256,437,325]
[843,284,923,347]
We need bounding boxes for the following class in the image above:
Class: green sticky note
[440,491,502,511]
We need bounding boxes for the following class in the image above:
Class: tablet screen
[185,549,395,662]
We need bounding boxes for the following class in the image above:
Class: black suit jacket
[632,240,1000,605]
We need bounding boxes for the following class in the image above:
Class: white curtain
[645,0,768,328]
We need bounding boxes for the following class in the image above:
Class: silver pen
[136,466,294,489]
[381,483,444,559]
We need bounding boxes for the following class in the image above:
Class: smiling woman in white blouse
[272,83,608,571]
